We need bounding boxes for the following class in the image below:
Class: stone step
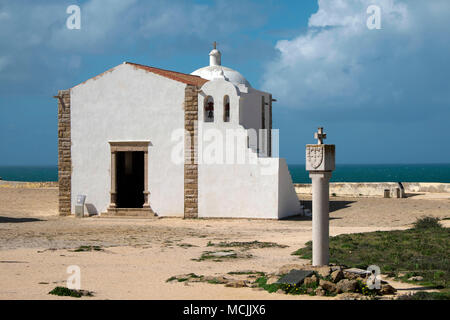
[102,208,156,218]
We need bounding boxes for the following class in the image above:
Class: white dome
[191,44,251,88]
[191,65,252,88]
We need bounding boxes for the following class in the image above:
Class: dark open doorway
[116,151,144,208]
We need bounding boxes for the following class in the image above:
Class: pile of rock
[276,264,397,298]
[166,272,256,288]
[167,265,398,299]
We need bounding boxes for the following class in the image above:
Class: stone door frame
[107,141,154,215]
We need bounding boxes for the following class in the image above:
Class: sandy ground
[0,187,449,300]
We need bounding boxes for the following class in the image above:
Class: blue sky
[0,0,449,165]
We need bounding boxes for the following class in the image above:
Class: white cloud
[0,0,266,94]
[262,0,450,112]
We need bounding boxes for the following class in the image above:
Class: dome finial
[209,41,221,66]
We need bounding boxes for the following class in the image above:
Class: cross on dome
[191,43,252,87]
[314,127,327,145]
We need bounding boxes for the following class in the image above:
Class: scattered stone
[252,287,264,291]
[336,279,359,293]
[210,251,236,258]
[225,280,247,288]
[266,276,279,285]
[314,266,331,278]
[276,289,285,294]
[344,268,370,276]
[331,270,345,283]
[304,275,318,286]
[338,293,362,300]
[203,276,229,284]
[355,276,366,282]
[408,276,424,281]
[277,264,305,275]
[330,265,343,272]
[277,270,314,286]
[380,284,397,295]
[307,288,314,294]
[315,287,326,296]
[319,279,337,294]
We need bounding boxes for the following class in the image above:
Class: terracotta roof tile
[125,62,209,86]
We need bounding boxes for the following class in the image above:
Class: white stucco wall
[70,63,186,216]
[278,159,303,219]
[239,88,271,156]
[197,79,301,219]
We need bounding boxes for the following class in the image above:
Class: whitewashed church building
[56,45,301,219]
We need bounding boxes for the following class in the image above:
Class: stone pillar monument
[306,128,335,266]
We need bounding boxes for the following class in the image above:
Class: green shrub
[48,286,92,298]
[413,217,442,230]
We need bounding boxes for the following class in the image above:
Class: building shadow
[0,216,44,223]
[404,193,421,198]
[300,200,355,213]
[283,215,343,221]
[85,203,98,216]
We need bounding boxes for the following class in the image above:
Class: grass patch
[397,291,450,300]
[254,276,322,296]
[227,271,266,276]
[73,245,103,252]
[293,217,449,297]
[48,286,93,298]
[255,276,282,293]
[207,278,224,284]
[207,240,288,249]
[192,250,251,262]
[177,243,197,249]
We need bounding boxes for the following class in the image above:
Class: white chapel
[56,44,302,219]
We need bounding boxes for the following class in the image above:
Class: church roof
[190,45,251,88]
[125,62,209,87]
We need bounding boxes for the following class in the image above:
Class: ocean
[0,164,450,183]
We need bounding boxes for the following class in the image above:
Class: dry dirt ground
[0,187,449,300]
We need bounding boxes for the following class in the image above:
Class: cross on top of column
[314,127,327,145]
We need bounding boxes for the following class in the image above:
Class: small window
[204,96,214,122]
[223,96,230,122]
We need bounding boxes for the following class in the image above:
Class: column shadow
[0,216,44,223]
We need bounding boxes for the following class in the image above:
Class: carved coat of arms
[307,146,324,169]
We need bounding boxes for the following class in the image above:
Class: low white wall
[278,159,303,219]
[295,182,450,197]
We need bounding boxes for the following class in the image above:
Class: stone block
[306,144,335,172]
[277,269,314,286]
